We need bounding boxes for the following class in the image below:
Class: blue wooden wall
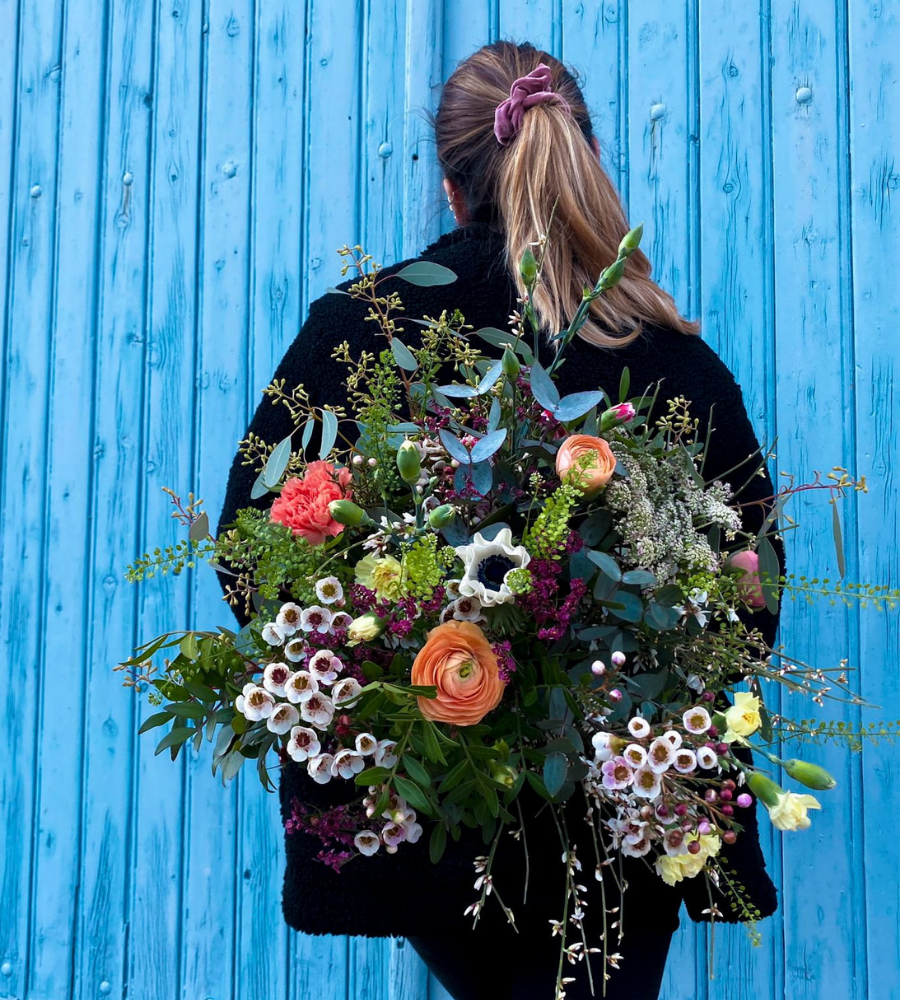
[1,1,898,998]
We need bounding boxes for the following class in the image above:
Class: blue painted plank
[697,5,780,997]
[26,1,108,997]
[442,0,494,87]
[498,0,561,59]
[71,0,158,997]
[847,3,900,998]
[770,3,865,998]
[0,0,64,995]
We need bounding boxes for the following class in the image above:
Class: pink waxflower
[270,461,352,546]
[728,549,767,608]
[601,755,634,790]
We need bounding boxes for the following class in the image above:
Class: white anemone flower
[307,753,335,784]
[331,611,353,631]
[374,739,398,767]
[632,766,663,799]
[355,733,378,756]
[300,692,335,729]
[261,622,287,646]
[627,717,651,739]
[284,637,306,662]
[235,683,275,721]
[673,748,698,773]
[284,670,318,704]
[266,702,299,735]
[332,677,363,708]
[287,725,320,762]
[308,650,342,686]
[623,744,648,769]
[276,603,303,635]
[263,662,291,697]
[696,746,720,770]
[354,831,381,857]
[315,577,344,605]
[682,706,712,734]
[455,528,531,607]
[591,732,615,762]
[300,606,334,634]
[332,748,366,780]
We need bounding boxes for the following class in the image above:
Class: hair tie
[493,63,572,145]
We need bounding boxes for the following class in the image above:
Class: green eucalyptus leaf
[394,261,457,286]
[391,338,418,371]
[263,434,293,488]
[319,409,339,459]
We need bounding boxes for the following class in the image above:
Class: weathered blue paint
[1,2,897,998]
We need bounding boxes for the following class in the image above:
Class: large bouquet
[119,229,895,997]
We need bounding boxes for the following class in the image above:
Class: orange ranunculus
[411,620,505,727]
[555,434,616,493]
[270,460,352,546]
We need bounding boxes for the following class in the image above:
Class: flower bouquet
[118,229,897,997]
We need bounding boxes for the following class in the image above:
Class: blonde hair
[434,41,700,347]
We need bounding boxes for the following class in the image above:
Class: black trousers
[409,918,675,1000]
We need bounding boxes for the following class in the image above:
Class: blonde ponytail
[434,41,700,347]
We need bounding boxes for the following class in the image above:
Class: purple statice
[284,798,367,873]
[492,639,517,682]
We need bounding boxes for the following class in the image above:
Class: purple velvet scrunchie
[493,62,572,145]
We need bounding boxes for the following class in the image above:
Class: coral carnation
[271,461,352,546]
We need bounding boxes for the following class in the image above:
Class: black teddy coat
[218,221,781,940]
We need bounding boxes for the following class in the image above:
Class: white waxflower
[647,736,676,774]
[287,725,321,762]
[331,611,353,631]
[284,670,318,704]
[632,766,663,799]
[263,662,291,697]
[686,674,704,693]
[445,579,462,599]
[332,677,363,708]
[261,622,287,646]
[673,748,698,773]
[621,834,653,858]
[374,739,398,768]
[354,831,381,856]
[300,692,335,729]
[276,603,303,635]
[696,746,720,770]
[315,577,344,605]
[623,744,648,769]
[308,650,342,685]
[661,729,683,750]
[591,732,615,762]
[447,596,485,623]
[455,528,531,607]
[355,733,377,756]
[300,606,334,634]
[332,748,366,780]
[628,717,651,739]
[403,821,423,844]
[381,822,407,849]
[683,706,712,734]
[284,637,306,662]
[235,683,275,721]
[307,753,335,784]
[267,702,300,735]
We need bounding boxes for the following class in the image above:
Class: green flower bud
[328,499,369,527]
[396,439,422,483]
[427,504,455,529]
[746,771,783,808]
[598,256,626,291]
[519,246,538,287]
[782,759,837,791]
[347,612,387,644]
[617,223,644,258]
[501,347,520,378]
[599,402,636,432]
[490,762,518,788]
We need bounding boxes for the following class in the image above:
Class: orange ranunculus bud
[555,434,617,494]
[410,620,504,727]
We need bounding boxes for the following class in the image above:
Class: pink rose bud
[736,793,753,808]
[728,549,768,608]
